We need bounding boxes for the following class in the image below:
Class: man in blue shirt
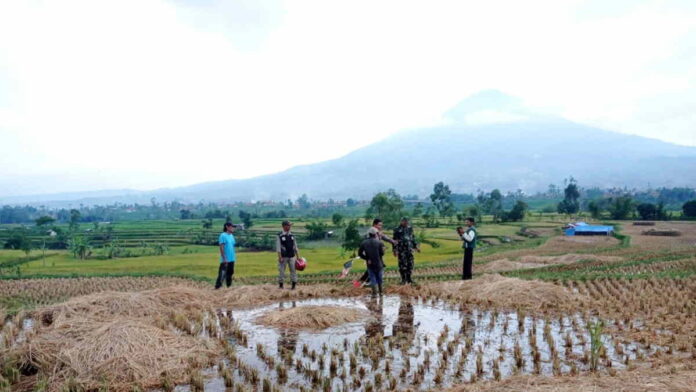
[216,222,237,289]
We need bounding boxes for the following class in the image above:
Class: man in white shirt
[456,217,477,280]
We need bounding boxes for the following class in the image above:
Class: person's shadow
[392,299,415,350]
[364,297,384,339]
[277,301,299,355]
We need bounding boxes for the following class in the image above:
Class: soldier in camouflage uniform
[392,217,420,284]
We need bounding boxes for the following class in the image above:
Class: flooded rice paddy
[170,295,660,391]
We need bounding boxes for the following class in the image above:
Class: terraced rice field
[0,220,694,391]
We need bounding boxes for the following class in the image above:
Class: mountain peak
[443,90,533,125]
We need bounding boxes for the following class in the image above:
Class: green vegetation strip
[0,271,213,283]
[0,253,59,269]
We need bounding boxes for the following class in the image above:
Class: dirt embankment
[447,361,696,392]
[478,253,623,273]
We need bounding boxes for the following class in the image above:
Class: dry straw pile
[256,305,367,330]
[21,318,217,389]
[389,274,586,312]
[218,283,362,308]
[10,286,220,391]
[4,283,365,391]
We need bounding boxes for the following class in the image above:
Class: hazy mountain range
[4,91,696,206]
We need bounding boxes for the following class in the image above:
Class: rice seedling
[493,359,501,381]
[262,378,272,392]
[223,368,234,388]
[161,372,174,392]
[374,373,383,388]
[276,364,288,384]
[189,369,204,392]
[513,340,524,369]
[322,378,332,392]
[475,348,484,375]
[552,356,561,376]
[588,320,605,372]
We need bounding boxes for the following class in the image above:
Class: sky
[1,0,695,197]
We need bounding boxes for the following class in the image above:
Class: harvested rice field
[0,221,695,391]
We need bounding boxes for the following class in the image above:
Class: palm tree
[68,236,91,260]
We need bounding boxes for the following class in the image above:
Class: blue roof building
[564,223,614,236]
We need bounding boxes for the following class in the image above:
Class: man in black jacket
[356,219,396,286]
[358,231,385,297]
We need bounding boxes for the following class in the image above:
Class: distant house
[564,222,614,236]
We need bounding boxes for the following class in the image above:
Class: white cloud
[0,0,694,195]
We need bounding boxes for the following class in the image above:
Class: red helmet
[295,257,307,271]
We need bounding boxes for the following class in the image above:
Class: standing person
[392,217,420,285]
[216,222,237,289]
[358,231,386,298]
[456,217,477,280]
[370,218,397,245]
[355,219,396,286]
[277,220,300,290]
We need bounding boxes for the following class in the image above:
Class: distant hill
[151,119,696,202]
[4,91,696,206]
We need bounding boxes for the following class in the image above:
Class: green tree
[507,200,528,222]
[466,205,482,223]
[306,221,328,240]
[478,189,503,222]
[342,219,362,257]
[412,202,424,218]
[557,177,580,215]
[607,196,635,220]
[346,198,358,207]
[69,209,81,232]
[331,213,344,227]
[683,200,696,218]
[655,201,667,220]
[180,209,192,220]
[35,215,55,227]
[296,194,311,209]
[366,189,404,228]
[587,200,602,219]
[103,241,125,259]
[68,236,91,260]
[20,237,32,256]
[422,206,439,228]
[430,182,455,218]
[238,210,254,228]
[152,243,169,256]
[636,203,658,220]
[201,218,213,230]
[3,230,31,251]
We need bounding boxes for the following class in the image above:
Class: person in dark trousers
[276,220,300,289]
[393,217,420,284]
[356,219,396,285]
[457,217,477,280]
[215,222,237,289]
[358,231,385,297]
